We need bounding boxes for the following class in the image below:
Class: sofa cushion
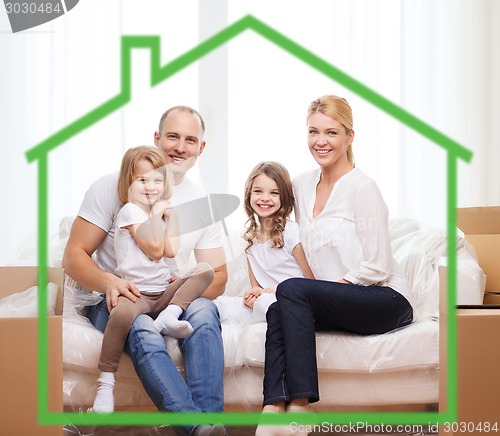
[240,319,439,373]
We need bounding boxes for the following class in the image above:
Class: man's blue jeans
[87,296,224,433]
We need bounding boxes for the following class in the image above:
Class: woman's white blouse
[293,168,413,305]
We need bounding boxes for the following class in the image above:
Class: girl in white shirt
[256,97,414,435]
[93,146,214,412]
[215,161,314,324]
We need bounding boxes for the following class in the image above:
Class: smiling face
[154,109,206,183]
[249,173,282,222]
[307,112,354,170]
[129,159,166,212]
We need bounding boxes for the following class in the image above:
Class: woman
[256,96,414,435]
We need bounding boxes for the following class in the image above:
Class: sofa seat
[56,218,484,411]
[241,319,438,372]
[62,308,439,410]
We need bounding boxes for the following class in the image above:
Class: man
[62,106,227,436]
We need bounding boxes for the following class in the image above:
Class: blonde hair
[307,95,355,166]
[242,161,295,252]
[117,146,173,204]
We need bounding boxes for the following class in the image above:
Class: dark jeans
[263,277,413,405]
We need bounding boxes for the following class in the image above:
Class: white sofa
[58,218,485,412]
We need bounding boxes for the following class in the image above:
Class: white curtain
[456,0,500,207]
[1,0,499,264]
[219,0,500,230]
[1,1,201,264]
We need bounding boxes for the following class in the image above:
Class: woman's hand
[244,287,263,308]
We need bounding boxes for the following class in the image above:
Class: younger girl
[93,146,214,412]
[215,161,314,324]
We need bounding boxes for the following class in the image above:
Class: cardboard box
[457,206,500,294]
[483,292,500,305]
[0,266,63,436]
[439,268,500,435]
[438,207,500,433]
[455,307,500,424]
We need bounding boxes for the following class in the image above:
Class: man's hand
[103,275,141,313]
[63,217,144,310]
[194,247,227,299]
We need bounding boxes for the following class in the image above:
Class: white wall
[1,0,499,265]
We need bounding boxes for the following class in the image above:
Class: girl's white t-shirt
[114,202,171,293]
[78,172,223,279]
[246,221,305,290]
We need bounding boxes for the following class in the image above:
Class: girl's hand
[262,287,275,294]
[152,199,171,217]
[163,200,174,218]
[244,287,263,308]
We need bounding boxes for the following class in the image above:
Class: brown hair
[242,161,295,252]
[307,95,355,166]
[117,146,172,204]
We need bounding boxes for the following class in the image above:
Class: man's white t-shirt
[78,172,223,282]
[114,202,172,293]
[246,221,305,290]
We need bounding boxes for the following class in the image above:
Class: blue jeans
[263,278,413,406]
[87,296,224,434]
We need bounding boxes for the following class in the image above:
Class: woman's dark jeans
[262,278,413,405]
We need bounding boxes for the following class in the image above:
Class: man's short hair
[158,106,206,136]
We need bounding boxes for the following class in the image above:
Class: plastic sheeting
[389,218,486,317]
[0,282,58,317]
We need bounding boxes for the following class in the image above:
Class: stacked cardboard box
[458,206,500,304]
[0,266,63,436]
[453,208,500,427]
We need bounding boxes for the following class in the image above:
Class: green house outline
[26,14,472,428]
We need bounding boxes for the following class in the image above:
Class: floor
[64,425,438,435]
[64,426,251,435]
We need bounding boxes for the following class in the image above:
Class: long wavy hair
[242,161,295,253]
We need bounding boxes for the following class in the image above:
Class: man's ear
[154,131,160,146]
[198,140,206,156]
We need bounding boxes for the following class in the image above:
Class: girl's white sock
[154,304,193,338]
[92,371,115,412]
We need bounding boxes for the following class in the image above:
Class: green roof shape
[26,14,472,163]
[29,13,468,428]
